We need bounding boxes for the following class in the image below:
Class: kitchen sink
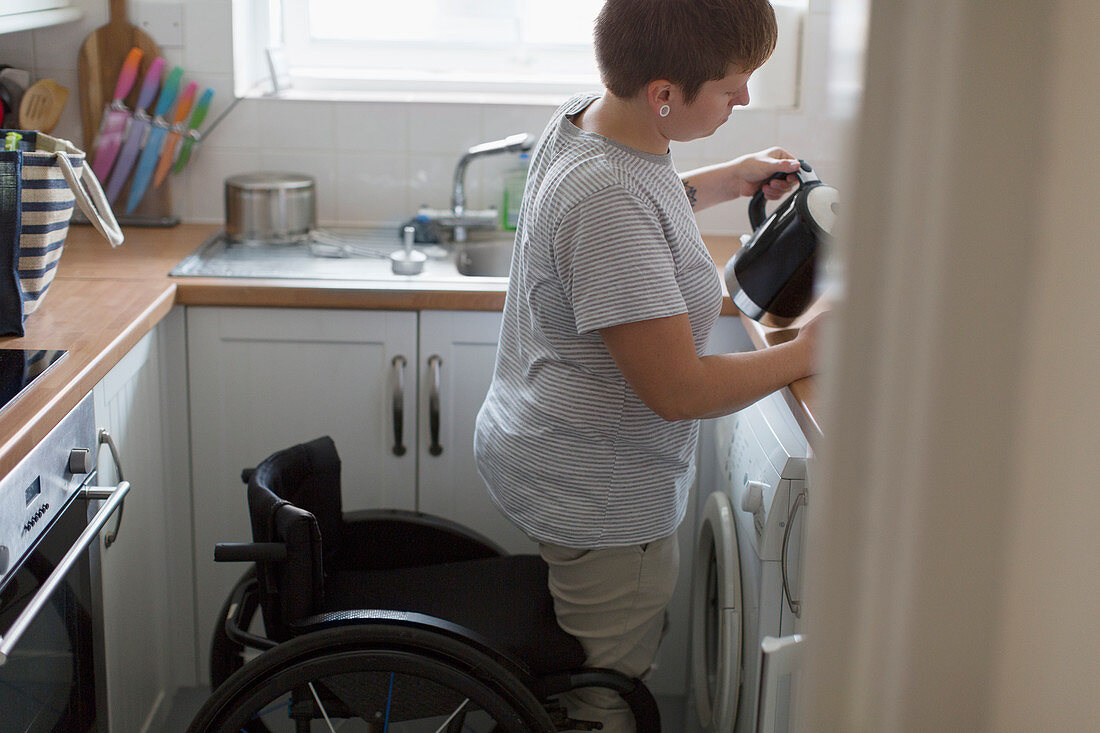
[455,232,516,278]
[170,228,513,283]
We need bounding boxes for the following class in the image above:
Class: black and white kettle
[725,160,839,327]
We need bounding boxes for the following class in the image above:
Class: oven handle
[0,480,131,666]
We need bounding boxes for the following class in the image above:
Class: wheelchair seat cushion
[321,553,586,676]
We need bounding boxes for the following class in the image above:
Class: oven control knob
[68,447,93,474]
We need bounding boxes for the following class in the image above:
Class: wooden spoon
[19,79,69,133]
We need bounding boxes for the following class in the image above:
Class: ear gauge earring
[659,104,671,118]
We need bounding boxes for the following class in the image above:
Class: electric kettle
[725,160,839,327]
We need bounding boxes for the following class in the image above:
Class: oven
[0,389,129,732]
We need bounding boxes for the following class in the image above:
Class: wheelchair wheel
[189,622,557,732]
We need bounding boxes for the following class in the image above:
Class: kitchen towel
[0,129,122,336]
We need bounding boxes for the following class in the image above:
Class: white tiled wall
[0,0,847,236]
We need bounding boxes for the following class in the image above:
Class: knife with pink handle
[90,47,143,181]
[105,57,166,204]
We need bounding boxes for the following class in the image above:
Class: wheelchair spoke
[307,681,337,732]
[433,698,470,733]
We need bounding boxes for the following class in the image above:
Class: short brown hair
[593,0,778,103]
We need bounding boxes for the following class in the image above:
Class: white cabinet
[417,310,533,554]
[0,0,81,34]
[188,306,517,682]
[187,306,419,518]
[92,307,193,732]
[187,306,419,681]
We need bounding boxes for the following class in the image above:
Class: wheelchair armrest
[335,509,508,571]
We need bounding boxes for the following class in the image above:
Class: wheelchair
[189,436,661,732]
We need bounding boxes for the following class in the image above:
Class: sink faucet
[449,133,535,243]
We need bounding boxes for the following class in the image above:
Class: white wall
[801,0,1100,730]
[0,0,844,235]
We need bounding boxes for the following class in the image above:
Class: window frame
[232,0,805,108]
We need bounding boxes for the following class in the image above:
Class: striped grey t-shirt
[474,93,723,547]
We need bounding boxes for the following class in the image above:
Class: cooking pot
[224,172,316,243]
[725,160,838,327]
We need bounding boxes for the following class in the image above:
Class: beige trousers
[539,534,680,733]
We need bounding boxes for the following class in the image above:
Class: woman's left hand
[733,147,802,200]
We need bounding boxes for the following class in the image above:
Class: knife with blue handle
[104,57,166,204]
[125,65,184,214]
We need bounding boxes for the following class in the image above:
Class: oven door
[0,478,129,732]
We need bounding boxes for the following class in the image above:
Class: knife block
[77,3,178,227]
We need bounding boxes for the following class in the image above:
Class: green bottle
[501,152,530,231]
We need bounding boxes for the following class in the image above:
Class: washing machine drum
[692,491,743,731]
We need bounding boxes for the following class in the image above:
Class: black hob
[0,349,66,414]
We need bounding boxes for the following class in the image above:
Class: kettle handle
[748,159,814,230]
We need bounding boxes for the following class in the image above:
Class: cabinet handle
[391,355,407,456]
[428,355,443,456]
[98,429,126,548]
[781,489,807,617]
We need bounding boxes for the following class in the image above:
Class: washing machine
[692,388,809,733]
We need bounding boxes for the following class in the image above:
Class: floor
[157,686,693,731]
[158,687,207,731]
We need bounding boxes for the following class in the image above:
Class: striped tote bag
[0,130,122,336]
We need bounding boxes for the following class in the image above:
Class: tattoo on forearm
[683,179,698,208]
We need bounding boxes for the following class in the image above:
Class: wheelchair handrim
[190,624,556,732]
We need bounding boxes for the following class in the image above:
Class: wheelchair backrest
[244,436,344,639]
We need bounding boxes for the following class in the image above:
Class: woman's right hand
[732,147,802,199]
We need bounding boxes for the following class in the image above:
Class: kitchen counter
[0,223,819,476]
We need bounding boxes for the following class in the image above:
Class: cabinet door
[187,306,417,682]
[417,310,535,553]
[93,323,176,732]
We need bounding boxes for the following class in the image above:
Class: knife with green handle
[171,87,213,174]
[125,65,184,214]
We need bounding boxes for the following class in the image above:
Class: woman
[474,0,822,729]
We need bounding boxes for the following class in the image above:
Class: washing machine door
[692,491,742,731]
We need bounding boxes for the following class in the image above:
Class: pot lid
[225,172,315,190]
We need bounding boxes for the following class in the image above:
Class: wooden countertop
[0,223,818,476]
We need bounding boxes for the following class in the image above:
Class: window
[233,0,804,107]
